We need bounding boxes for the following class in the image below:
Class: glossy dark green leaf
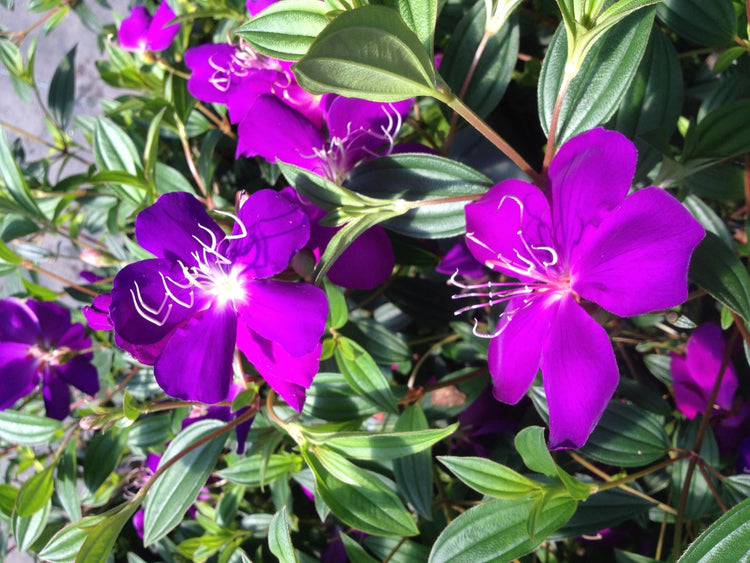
[303,447,419,537]
[0,128,43,219]
[293,5,441,102]
[579,401,670,467]
[439,456,540,499]
[683,100,750,161]
[12,498,51,552]
[385,277,458,326]
[0,410,63,445]
[364,536,431,562]
[392,404,433,519]
[685,163,745,201]
[48,45,76,129]
[15,464,55,517]
[127,413,172,447]
[428,494,577,563]
[83,426,130,495]
[335,336,398,414]
[340,316,411,366]
[656,0,736,46]
[678,498,750,562]
[515,427,557,479]
[346,153,490,239]
[538,7,655,144]
[671,419,719,520]
[439,2,518,118]
[341,533,379,563]
[323,279,348,330]
[217,453,301,487]
[323,424,457,461]
[683,194,734,250]
[56,440,81,522]
[302,372,381,421]
[236,0,330,60]
[689,232,750,323]
[76,502,140,563]
[143,420,228,545]
[268,506,298,563]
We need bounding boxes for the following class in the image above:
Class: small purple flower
[670,323,739,420]
[436,239,486,280]
[108,191,328,411]
[118,1,180,53]
[0,299,99,420]
[457,128,705,449]
[246,0,277,15]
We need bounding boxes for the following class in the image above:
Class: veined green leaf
[15,464,55,517]
[217,453,301,487]
[334,336,398,414]
[392,404,434,520]
[678,497,750,562]
[0,128,43,219]
[318,424,457,460]
[76,502,140,563]
[439,456,540,499]
[0,410,63,445]
[48,45,76,129]
[268,506,299,563]
[656,0,736,46]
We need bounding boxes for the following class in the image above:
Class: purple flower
[458,128,705,449]
[118,2,180,52]
[670,323,739,420]
[0,299,99,420]
[281,188,395,289]
[108,191,328,411]
[436,239,486,280]
[246,0,278,15]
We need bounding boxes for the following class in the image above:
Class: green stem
[443,93,543,186]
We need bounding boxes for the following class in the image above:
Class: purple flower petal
[225,69,283,124]
[0,342,40,410]
[26,300,72,346]
[465,179,555,279]
[670,353,705,419]
[246,0,277,15]
[237,324,321,411]
[436,240,486,279]
[154,308,237,404]
[135,192,225,266]
[549,127,636,264]
[571,187,705,317]
[42,367,71,421]
[489,295,559,404]
[118,6,151,51]
[110,259,196,347]
[83,294,113,331]
[56,357,100,397]
[145,1,179,51]
[0,298,39,343]
[227,189,311,279]
[185,44,238,104]
[542,294,618,450]
[327,225,394,289]
[237,94,326,171]
[238,279,327,356]
[57,322,91,354]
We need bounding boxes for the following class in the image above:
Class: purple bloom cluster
[106,190,328,410]
[118,1,180,53]
[457,128,705,449]
[0,299,99,420]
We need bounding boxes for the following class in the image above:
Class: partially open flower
[118,1,180,53]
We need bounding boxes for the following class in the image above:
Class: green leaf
[383,0,437,55]
[76,502,140,563]
[48,45,76,129]
[0,38,24,77]
[678,497,750,562]
[341,317,411,366]
[0,484,18,517]
[56,440,81,522]
[83,426,130,495]
[438,456,540,499]
[538,7,655,144]
[671,419,719,520]
[656,0,736,46]
[12,498,51,552]
[683,100,750,161]
[428,494,577,563]
[439,1,518,118]
[303,447,419,537]
[689,231,750,322]
[217,453,301,487]
[346,153,491,239]
[0,128,44,219]
[0,410,63,445]
[93,117,145,205]
[268,506,298,563]
[321,424,457,460]
[515,426,558,479]
[335,336,398,414]
[143,420,228,545]
[236,0,330,60]
[293,5,441,102]
[323,278,348,330]
[683,194,735,250]
[302,372,381,421]
[341,533,379,563]
[579,401,670,467]
[39,516,105,563]
[143,106,167,202]
[15,464,55,517]
[392,404,434,519]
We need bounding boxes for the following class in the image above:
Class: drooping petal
[25,300,72,347]
[541,294,619,450]
[681,324,738,412]
[42,367,71,421]
[154,308,237,404]
[228,189,311,279]
[185,44,238,104]
[83,294,113,331]
[118,6,150,51]
[327,225,394,289]
[670,353,705,420]
[110,259,196,346]
[489,295,559,404]
[0,342,40,410]
[135,192,225,265]
[0,298,39,343]
[237,324,321,411]
[145,1,179,51]
[236,94,326,171]
[465,179,556,280]
[56,358,100,397]
[237,279,327,356]
[571,187,704,317]
[549,127,636,263]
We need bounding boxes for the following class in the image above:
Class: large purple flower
[458,128,705,449]
[118,1,180,52]
[108,191,328,410]
[670,323,738,420]
[0,298,99,420]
